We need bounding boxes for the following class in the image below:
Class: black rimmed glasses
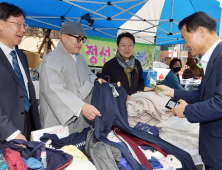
[5,21,28,29]
[68,34,87,43]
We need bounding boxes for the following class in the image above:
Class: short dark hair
[169,58,182,70]
[178,12,216,33]
[117,32,135,46]
[0,2,25,21]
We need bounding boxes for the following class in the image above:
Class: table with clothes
[89,81,197,170]
[0,81,202,170]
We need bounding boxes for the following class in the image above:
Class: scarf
[116,50,137,87]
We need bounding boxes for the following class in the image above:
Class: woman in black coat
[102,32,144,98]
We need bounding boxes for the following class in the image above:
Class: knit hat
[60,21,85,36]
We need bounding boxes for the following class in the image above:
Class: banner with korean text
[80,36,155,70]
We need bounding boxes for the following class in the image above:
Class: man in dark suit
[155,12,222,170]
[0,2,41,149]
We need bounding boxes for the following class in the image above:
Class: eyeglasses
[5,21,28,29]
[68,34,87,43]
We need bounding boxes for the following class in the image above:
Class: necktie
[10,50,30,112]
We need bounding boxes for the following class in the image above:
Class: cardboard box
[31,125,69,142]
[21,50,40,69]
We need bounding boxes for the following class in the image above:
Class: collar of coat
[57,40,81,58]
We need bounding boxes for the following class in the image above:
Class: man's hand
[15,133,27,148]
[127,95,131,101]
[15,133,27,141]
[171,99,188,118]
[97,78,107,84]
[100,78,107,83]
[153,85,174,97]
[81,103,102,121]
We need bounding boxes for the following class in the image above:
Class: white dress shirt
[0,41,30,141]
[200,39,221,75]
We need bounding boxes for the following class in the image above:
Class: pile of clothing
[156,116,199,149]
[0,82,198,170]
[127,92,173,127]
[88,81,197,170]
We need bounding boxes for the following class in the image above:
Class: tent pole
[132,21,169,35]
[65,0,106,4]
[26,17,60,29]
[169,0,174,33]
[113,4,168,33]
[26,16,181,22]
[26,16,60,18]
[68,17,170,21]
[172,30,181,34]
[145,21,169,30]
[41,29,52,58]
[157,36,182,40]
[111,0,147,19]
[119,28,168,34]
[219,8,222,39]
[112,0,140,4]
[37,41,44,54]
[173,21,178,25]
[180,44,183,61]
[157,39,179,45]
[63,0,107,19]
[43,38,48,58]
[76,5,108,22]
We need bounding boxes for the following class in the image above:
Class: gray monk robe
[38,40,97,133]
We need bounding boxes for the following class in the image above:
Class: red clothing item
[5,148,27,170]
[114,128,168,170]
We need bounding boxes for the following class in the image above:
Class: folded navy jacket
[40,127,91,151]
[6,139,73,170]
[91,82,197,170]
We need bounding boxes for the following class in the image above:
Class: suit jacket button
[20,95,24,98]
[21,112,25,115]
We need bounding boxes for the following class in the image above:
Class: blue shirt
[163,70,184,90]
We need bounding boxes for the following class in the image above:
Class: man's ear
[61,34,67,42]
[0,20,4,31]
[197,27,205,38]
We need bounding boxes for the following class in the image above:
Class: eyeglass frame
[5,21,28,29]
[67,34,87,43]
